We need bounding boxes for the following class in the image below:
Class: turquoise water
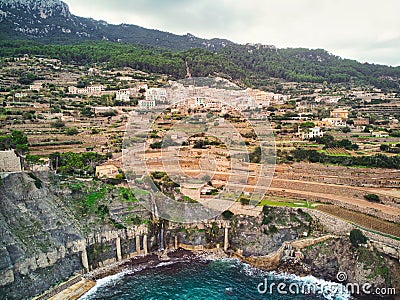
[80,259,350,300]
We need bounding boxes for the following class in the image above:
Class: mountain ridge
[0,0,399,90]
[0,0,233,50]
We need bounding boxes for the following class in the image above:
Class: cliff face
[1,172,399,299]
[0,173,313,298]
[0,0,76,39]
[0,172,88,299]
[302,238,400,299]
[0,172,151,299]
[0,0,232,49]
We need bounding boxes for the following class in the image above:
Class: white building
[233,96,257,110]
[15,93,28,99]
[146,88,167,102]
[315,96,341,104]
[68,85,105,96]
[205,101,222,110]
[196,98,204,107]
[116,90,131,102]
[117,76,134,81]
[372,131,389,138]
[29,83,42,92]
[139,100,156,109]
[96,164,119,178]
[302,127,324,140]
[321,118,346,127]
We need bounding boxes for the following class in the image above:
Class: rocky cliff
[0,172,88,297]
[0,0,232,49]
[1,171,399,299]
[0,172,151,299]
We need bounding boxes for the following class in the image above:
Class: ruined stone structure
[0,150,22,172]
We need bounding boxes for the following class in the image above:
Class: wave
[79,257,351,300]
[239,260,351,300]
[155,261,180,267]
[79,271,130,300]
[79,259,191,299]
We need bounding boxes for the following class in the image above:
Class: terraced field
[324,147,349,156]
[316,204,400,239]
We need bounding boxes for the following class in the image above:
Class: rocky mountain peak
[0,0,232,50]
[0,0,71,19]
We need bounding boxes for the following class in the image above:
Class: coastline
[85,248,222,282]
[40,248,228,300]
[40,236,337,300]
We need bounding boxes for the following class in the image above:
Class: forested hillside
[1,40,400,91]
[1,0,400,90]
[0,0,232,51]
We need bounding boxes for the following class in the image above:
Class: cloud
[336,36,400,66]
[63,0,400,66]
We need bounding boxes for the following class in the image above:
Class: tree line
[291,149,400,169]
[1,40,399,91]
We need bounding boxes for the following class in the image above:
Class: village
[1,55,400,238]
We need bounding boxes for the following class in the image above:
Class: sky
[62,0,400,66]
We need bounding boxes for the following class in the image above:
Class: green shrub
[151,171,166,179]
[180,195,198,203]
[350,229,367,247]
[364,194,381,203]
[249,146,262,163]
[50,118,65,128]
[65,127,79,135]
[239,197,250,205]
[262,214,274,225]
[222,210,234,220]
[28,172,42,189]
[269,225,278,234]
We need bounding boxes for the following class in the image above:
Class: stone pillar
[224,226,229,252]
[116,236,122,261]
[143,234,148,255]
[136,235,141,255]
[174,236,178,250]
[82,247,90,272]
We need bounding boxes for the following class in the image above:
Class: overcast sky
[63,0,400,66]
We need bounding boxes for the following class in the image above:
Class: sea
[80,259,351,300]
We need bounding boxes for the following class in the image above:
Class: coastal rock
[302,238,400,295]
[0,269,14,287]
[0,172,147,299]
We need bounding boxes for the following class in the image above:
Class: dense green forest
[1,40,400,91]
[0,129,28,154]
[1,0,399,91]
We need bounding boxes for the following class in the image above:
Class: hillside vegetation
[1,40,400,91]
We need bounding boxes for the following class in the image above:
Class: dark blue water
[81,259,350,300]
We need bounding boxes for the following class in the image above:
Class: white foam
[79,257,350,300]
[156,261,177,267]
[79,270,130,300]
[210,258,350,299]
[240,263,351,300]
[80,259,193,299]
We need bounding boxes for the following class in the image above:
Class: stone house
[95,164,119,178]
[0,150,22,172]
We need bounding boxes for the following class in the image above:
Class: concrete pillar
[224,226,229,252]
[116,237,122,261]
[143,234,148,255]
[81,247,90,272]
[174,236,178,250]
[136,235,141,254]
